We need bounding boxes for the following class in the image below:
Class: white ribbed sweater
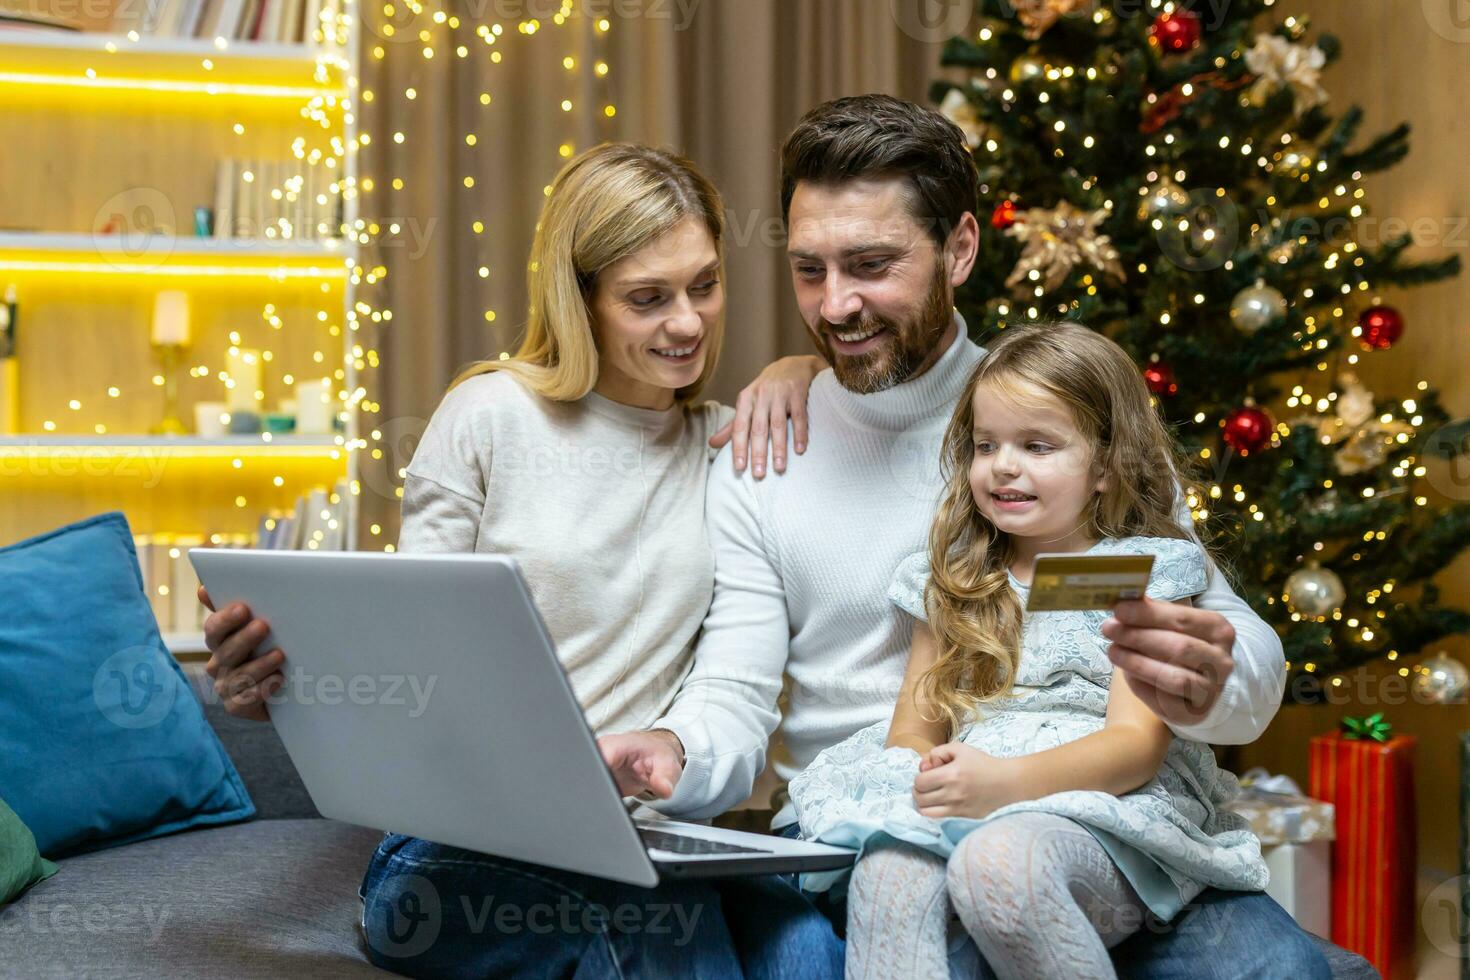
[652,324,1285,829]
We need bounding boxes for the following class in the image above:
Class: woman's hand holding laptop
[199,586,285,723]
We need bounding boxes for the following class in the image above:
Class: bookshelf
[0,2,364,649]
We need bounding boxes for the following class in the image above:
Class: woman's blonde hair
[449,142,727,402]
[919,321,1206,731]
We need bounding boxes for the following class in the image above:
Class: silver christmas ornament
[1284,564,1345,619]
[1412,651,1469,705]
[1230,280,1288,334]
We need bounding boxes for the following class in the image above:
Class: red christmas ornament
[1143,361,1178,396]
[992,200,1019,230]
[1222,405,1274,454]
[1357,305,1404,350]
[1150,10,1201,53]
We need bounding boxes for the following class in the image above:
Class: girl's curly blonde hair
[919,321,1207,732]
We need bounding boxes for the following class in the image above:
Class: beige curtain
[355,0,950,543]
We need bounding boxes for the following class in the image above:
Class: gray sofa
[6,665,386,979]
[5,666,1379,979]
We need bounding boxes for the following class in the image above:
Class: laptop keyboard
[638,828,773,856]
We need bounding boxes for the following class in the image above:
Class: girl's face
[968,378,1106,547]
[587,216,723,411]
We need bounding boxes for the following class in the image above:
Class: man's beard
[813,262,954,395]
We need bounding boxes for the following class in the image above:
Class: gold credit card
[1024,553,1154,612]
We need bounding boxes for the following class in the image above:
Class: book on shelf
[133,532,244,635]
[170,534,206,632]
[121,0,311,43]
[213,160,234,241]
[215,156,339,242]
[133,481,351,635]
[258,479,351,552]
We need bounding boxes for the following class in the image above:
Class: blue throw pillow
[0,511,254,857]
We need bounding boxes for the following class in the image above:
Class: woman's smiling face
[587,216,723,411]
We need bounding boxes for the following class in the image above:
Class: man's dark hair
[779,94,981,244]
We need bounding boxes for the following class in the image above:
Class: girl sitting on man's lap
[790,322,1268,980]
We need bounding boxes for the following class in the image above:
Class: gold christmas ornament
[1009,53,1049,85]
[1244,34,1329,115]
[1004,201,1126,293]
[1284,564,1346,619]
[938,88,986,149]
[1137,175,1192,223]
[1013,0,1090,40]
[1302,373,1414,475]
[1275,148,1314,180]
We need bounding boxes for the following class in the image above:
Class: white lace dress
[788,536,1268,918]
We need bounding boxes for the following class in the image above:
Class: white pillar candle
[151,291,191,346]
[295,377,334,434]
[193,401,228,437]
[226,348,262,412]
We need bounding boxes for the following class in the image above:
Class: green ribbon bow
[1340,712,1392,743]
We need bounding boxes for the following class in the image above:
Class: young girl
[789,323,1268,980]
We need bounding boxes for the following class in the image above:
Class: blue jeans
[357,832,844,980]
[359,828,1329,980]
[1108,885,1333,980]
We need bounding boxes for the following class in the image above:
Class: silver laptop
[189,548,854,887]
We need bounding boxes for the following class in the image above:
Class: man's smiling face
[785,177,958,394]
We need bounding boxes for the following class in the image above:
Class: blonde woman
[200,143,834,979]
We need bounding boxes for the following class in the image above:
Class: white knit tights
[845,813,1149,980]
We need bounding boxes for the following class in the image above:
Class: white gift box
[1262,839,1331,938]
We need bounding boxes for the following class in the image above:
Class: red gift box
[1308,731,1417,980]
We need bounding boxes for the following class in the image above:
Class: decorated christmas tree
[933,0,1470,703]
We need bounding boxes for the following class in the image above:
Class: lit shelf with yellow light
[0,31,346,99]
[0,232,352,279]
[0,434,348,455]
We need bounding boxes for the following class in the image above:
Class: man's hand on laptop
[199,586,286,722]
[597,729,685,801]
